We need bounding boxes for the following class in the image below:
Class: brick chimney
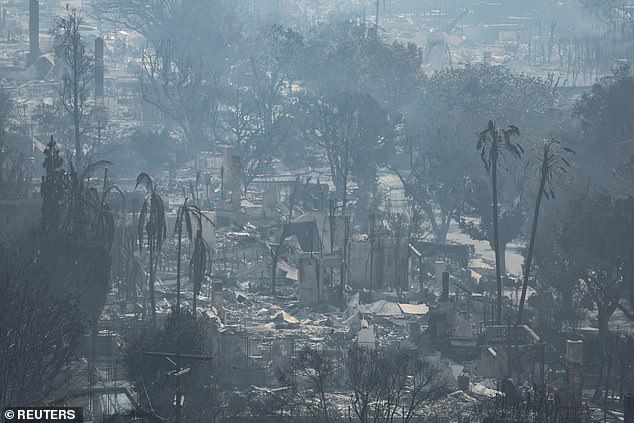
[94,37,104,102]
[441,271,449,301]
[231,155,241,210]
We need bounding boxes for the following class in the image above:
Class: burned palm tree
[173,198,213,315]
[517,139,573,324]
[84,167,123,248]
[136,173,166,326]
[477,120,523,324]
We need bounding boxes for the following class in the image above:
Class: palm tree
[174,198,214,315]
[477,119,523,324]
[136,173,167,326]
[517,139,573,324]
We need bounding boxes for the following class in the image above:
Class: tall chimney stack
[94,37,104,102]
[625,392,634,423]
[566,340,583,396]
[28,0,40,64]
[223,146,234,187]
[441,271,449,301]
[231,155,241,210]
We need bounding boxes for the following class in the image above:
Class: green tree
[476,120,523,324]
[40,138,119,323]
[300,21,423,112]
[1,140,115,410]
[400,64,560,244]
[39,138,120,409]
[136,172,167,326]
[573,65,634,194]
[535,192,632,341]
[582,195,634,342]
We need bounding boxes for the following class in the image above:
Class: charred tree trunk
[176,223,182,315]
[517,173,546,324]
[598,306,610,344]
[149,248,156,326]
[271,249,278,295]
[491,153,503,324]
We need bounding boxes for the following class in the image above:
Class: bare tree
[393,126,469,244]
[0,240,83,409]
[222,86,287,192]
[221,25,301,192]
[304,91,393,218]
[604,334,634,406]
[0,139,31,201]
[53,8,93,170]
[383,210,407,298]
[579,0,634,27]
[279,348,341,423]
[90,0,177,41]
[346,346,443,423]
[0,86,13,136]
[124,310,224,422]
[141,44,217,157]
[478,384,591,423]
[135,1,242,158]
[0,89,33,214]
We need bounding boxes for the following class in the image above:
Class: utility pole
[144,352,212,423]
